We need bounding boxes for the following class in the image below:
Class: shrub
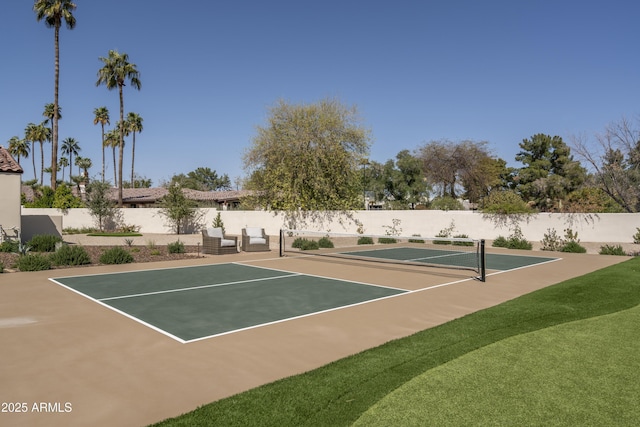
[634,228,640,244]
[453,234,474,246]
[99,247,134,264]
[560,229,586,253]
[561,241,587,253]
[16,254,52,271]
[292,237,307,249]
[599,245,627,256]
[378,237,397,244]
[541,228,563,251]
[291,237,319,250]
[408,234,425,244]
[168,241,186,254]
[0,241,19,253]
[27,234,63,252]
[50,245,92,266]
[0,261,3,273]
[429,196,463,211]
[492,226,532,250]
[299,239,319,250]
[318,237,334,248]
[150,249,162,256]
[357,236,374,245]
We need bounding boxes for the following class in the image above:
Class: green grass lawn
[152,257,640,426]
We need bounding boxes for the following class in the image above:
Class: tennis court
[51,263,408,343]
[49,246,557,344]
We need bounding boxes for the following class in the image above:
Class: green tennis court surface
[339,247,558,271]
[51,263,407,343]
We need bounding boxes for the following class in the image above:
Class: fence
[20,208,640,243]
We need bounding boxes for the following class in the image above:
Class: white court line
[98,273,302,302]
[234,261,409,293]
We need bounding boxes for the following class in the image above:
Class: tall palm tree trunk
[118,87,124,206]
[31,142,37,180]
[101,124,105,183]
[131,132,136,188]
[51,25,60,189]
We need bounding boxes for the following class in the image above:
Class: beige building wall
[21,207,640,243]
[0,172,22,241]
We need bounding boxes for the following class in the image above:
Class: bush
[634,228,640,245]
[291,237,319,250]
[599,245,627,256]
[408,234,425,244]
[378,237,397,244]
[292,237,307,249]
[300,239,319,250]
[27,234,63,252]
[453,234,474,246]
[559,229,586,253]
[0,261,3,273]
[492,226,532,250]
[99,247,134,264]
[541,228,563,251]
[168,241,186,254]
[357,236,374,245]
[0,241,19,253]
[16,254,52,271]
[318,237,334,248]
[561,241,587,253]
[50,245,92,266]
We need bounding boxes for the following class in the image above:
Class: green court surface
[51,263,407,343]
[340,246,558,271]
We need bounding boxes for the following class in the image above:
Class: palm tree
[74,156,92,182]
[61,137,80,178]
[104,128,120,185]
[125,112,143,188]
[24,123,38,180]
[7,136,29,166]
[34,0,77,190]
[93,106,110,182]
[96,50,141,206]
[28,121,51,185]
[58,156,69,182]
[43,102,62,179]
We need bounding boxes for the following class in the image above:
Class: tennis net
[279,229,486,281]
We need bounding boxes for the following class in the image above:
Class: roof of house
[0,146,23,174]
[21,184,252,204]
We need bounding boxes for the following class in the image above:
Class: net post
[279,229,284,257]
[479,239,486,282]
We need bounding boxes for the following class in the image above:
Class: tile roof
[0,146,23,173]
[21,184,251,204]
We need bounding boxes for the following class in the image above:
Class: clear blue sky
[2,0,638,187]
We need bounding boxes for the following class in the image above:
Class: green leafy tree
[93,106,110,182]
[85,180,117,232]
[243,98,370,211]
[418,139,507,201]
[52,183,82,210]
[378,150,428,209]
[170,167,232,191]
[96,50,141,205]
[515,134,586,211]
[34,0,77,189]
[158,183,202,234]
[123,175,152,189]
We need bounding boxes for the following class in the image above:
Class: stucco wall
[0,173,21,241]
[21,208,640,243]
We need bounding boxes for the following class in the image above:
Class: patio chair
[202,227,238,255]
[241,227,270,252]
